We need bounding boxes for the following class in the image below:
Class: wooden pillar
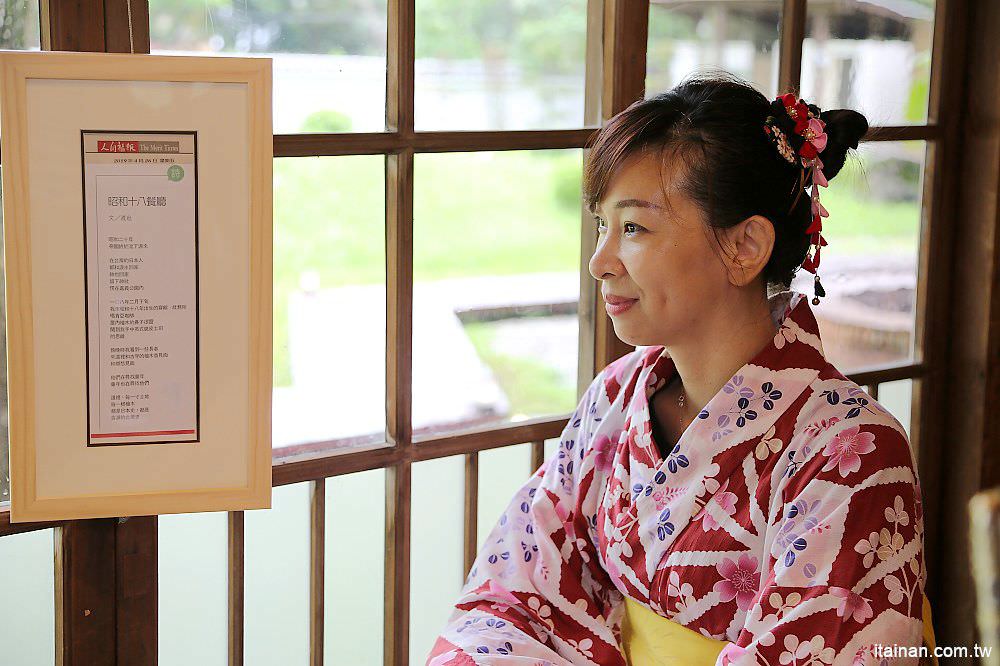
[41,0,149,53]
[41,2,157,663]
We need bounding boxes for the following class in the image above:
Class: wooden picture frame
[0,50,272,521]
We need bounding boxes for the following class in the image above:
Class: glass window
[415,0,588,131]
[646,1,782,99]
[878,379,913,443]
[272,155,387,452]
[325,469,385,665]
[412,149,583,438]
[0,0,40,50]
[245,483,311,663]
[477,443,531,547]
[159,512,228,665]
[802,0,935,125]
[0,529,55,665]
[149,0,388,133]
[544,435,559,463]
[792,141,925,372]
[410,455,465,665]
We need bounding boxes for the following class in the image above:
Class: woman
[426,72,927,666]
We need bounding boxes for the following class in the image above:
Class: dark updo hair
[583,70,869,291]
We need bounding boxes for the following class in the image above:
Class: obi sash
[621,595,939,666]
[621,597,728,666]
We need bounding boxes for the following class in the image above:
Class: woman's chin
[610,323,647,347]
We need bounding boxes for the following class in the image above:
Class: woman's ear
[720,215,775,287]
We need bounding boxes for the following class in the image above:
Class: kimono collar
[628,289,828,468]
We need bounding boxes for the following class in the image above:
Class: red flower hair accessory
[763,92,830,304]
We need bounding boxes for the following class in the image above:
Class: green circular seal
[167,164,185,182]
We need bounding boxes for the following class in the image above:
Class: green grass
[817,155,923,253]
[463,319,579,418]
[272,150,585,386]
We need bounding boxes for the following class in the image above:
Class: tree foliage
[150,0,588,78]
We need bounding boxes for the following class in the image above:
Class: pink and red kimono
[427,290,926,666]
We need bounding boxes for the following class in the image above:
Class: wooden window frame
[0,0,985,663]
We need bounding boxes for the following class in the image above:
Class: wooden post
[42,2,157,663]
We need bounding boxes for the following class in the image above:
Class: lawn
[272,149,585,387]
[464,317,579,418]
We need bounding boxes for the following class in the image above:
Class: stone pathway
[275,273,579,448]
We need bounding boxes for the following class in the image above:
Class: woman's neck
[664,295,779,415]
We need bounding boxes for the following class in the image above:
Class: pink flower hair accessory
[763,92,832,305]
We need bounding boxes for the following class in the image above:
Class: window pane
[245,483,310,664]
[415,0,587,131]
[791,141,924,372]
[149,0,387,133]
[412,150,583,438]
[0,529,54,666]
[477,443,531,547]
[646,1,782,98]
[410,455,464,666]
[272,156,386,452]
[325,468,385,665]
[802,0,935,125]
[544,436,559,463]
[0,0,39,50]
[159,512,228,665]
[878,379,913,442]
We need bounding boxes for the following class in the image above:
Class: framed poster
[1,51,272,522]
[82,130,201,447]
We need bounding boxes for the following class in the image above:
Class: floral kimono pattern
[427,290,926,666]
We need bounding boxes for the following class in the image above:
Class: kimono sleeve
[718,423,927,666]
[426,367,627,666]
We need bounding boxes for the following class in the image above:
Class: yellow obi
[922,593,939,666]
[621,595,939,666]
[621,597,727,666]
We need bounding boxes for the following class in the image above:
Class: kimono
[427,289,927,666]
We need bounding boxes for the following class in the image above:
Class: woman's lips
[605,297,638,315]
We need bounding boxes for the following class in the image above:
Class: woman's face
[588,150,738,348]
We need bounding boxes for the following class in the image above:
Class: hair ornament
[763,92,831,304]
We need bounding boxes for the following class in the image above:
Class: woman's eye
[595,217,642,236]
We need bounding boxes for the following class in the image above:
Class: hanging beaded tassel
[765,93,831,306]
[802,153,829,305]
[813,274,826,305]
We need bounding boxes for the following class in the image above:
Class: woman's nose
[589,234,621,281]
